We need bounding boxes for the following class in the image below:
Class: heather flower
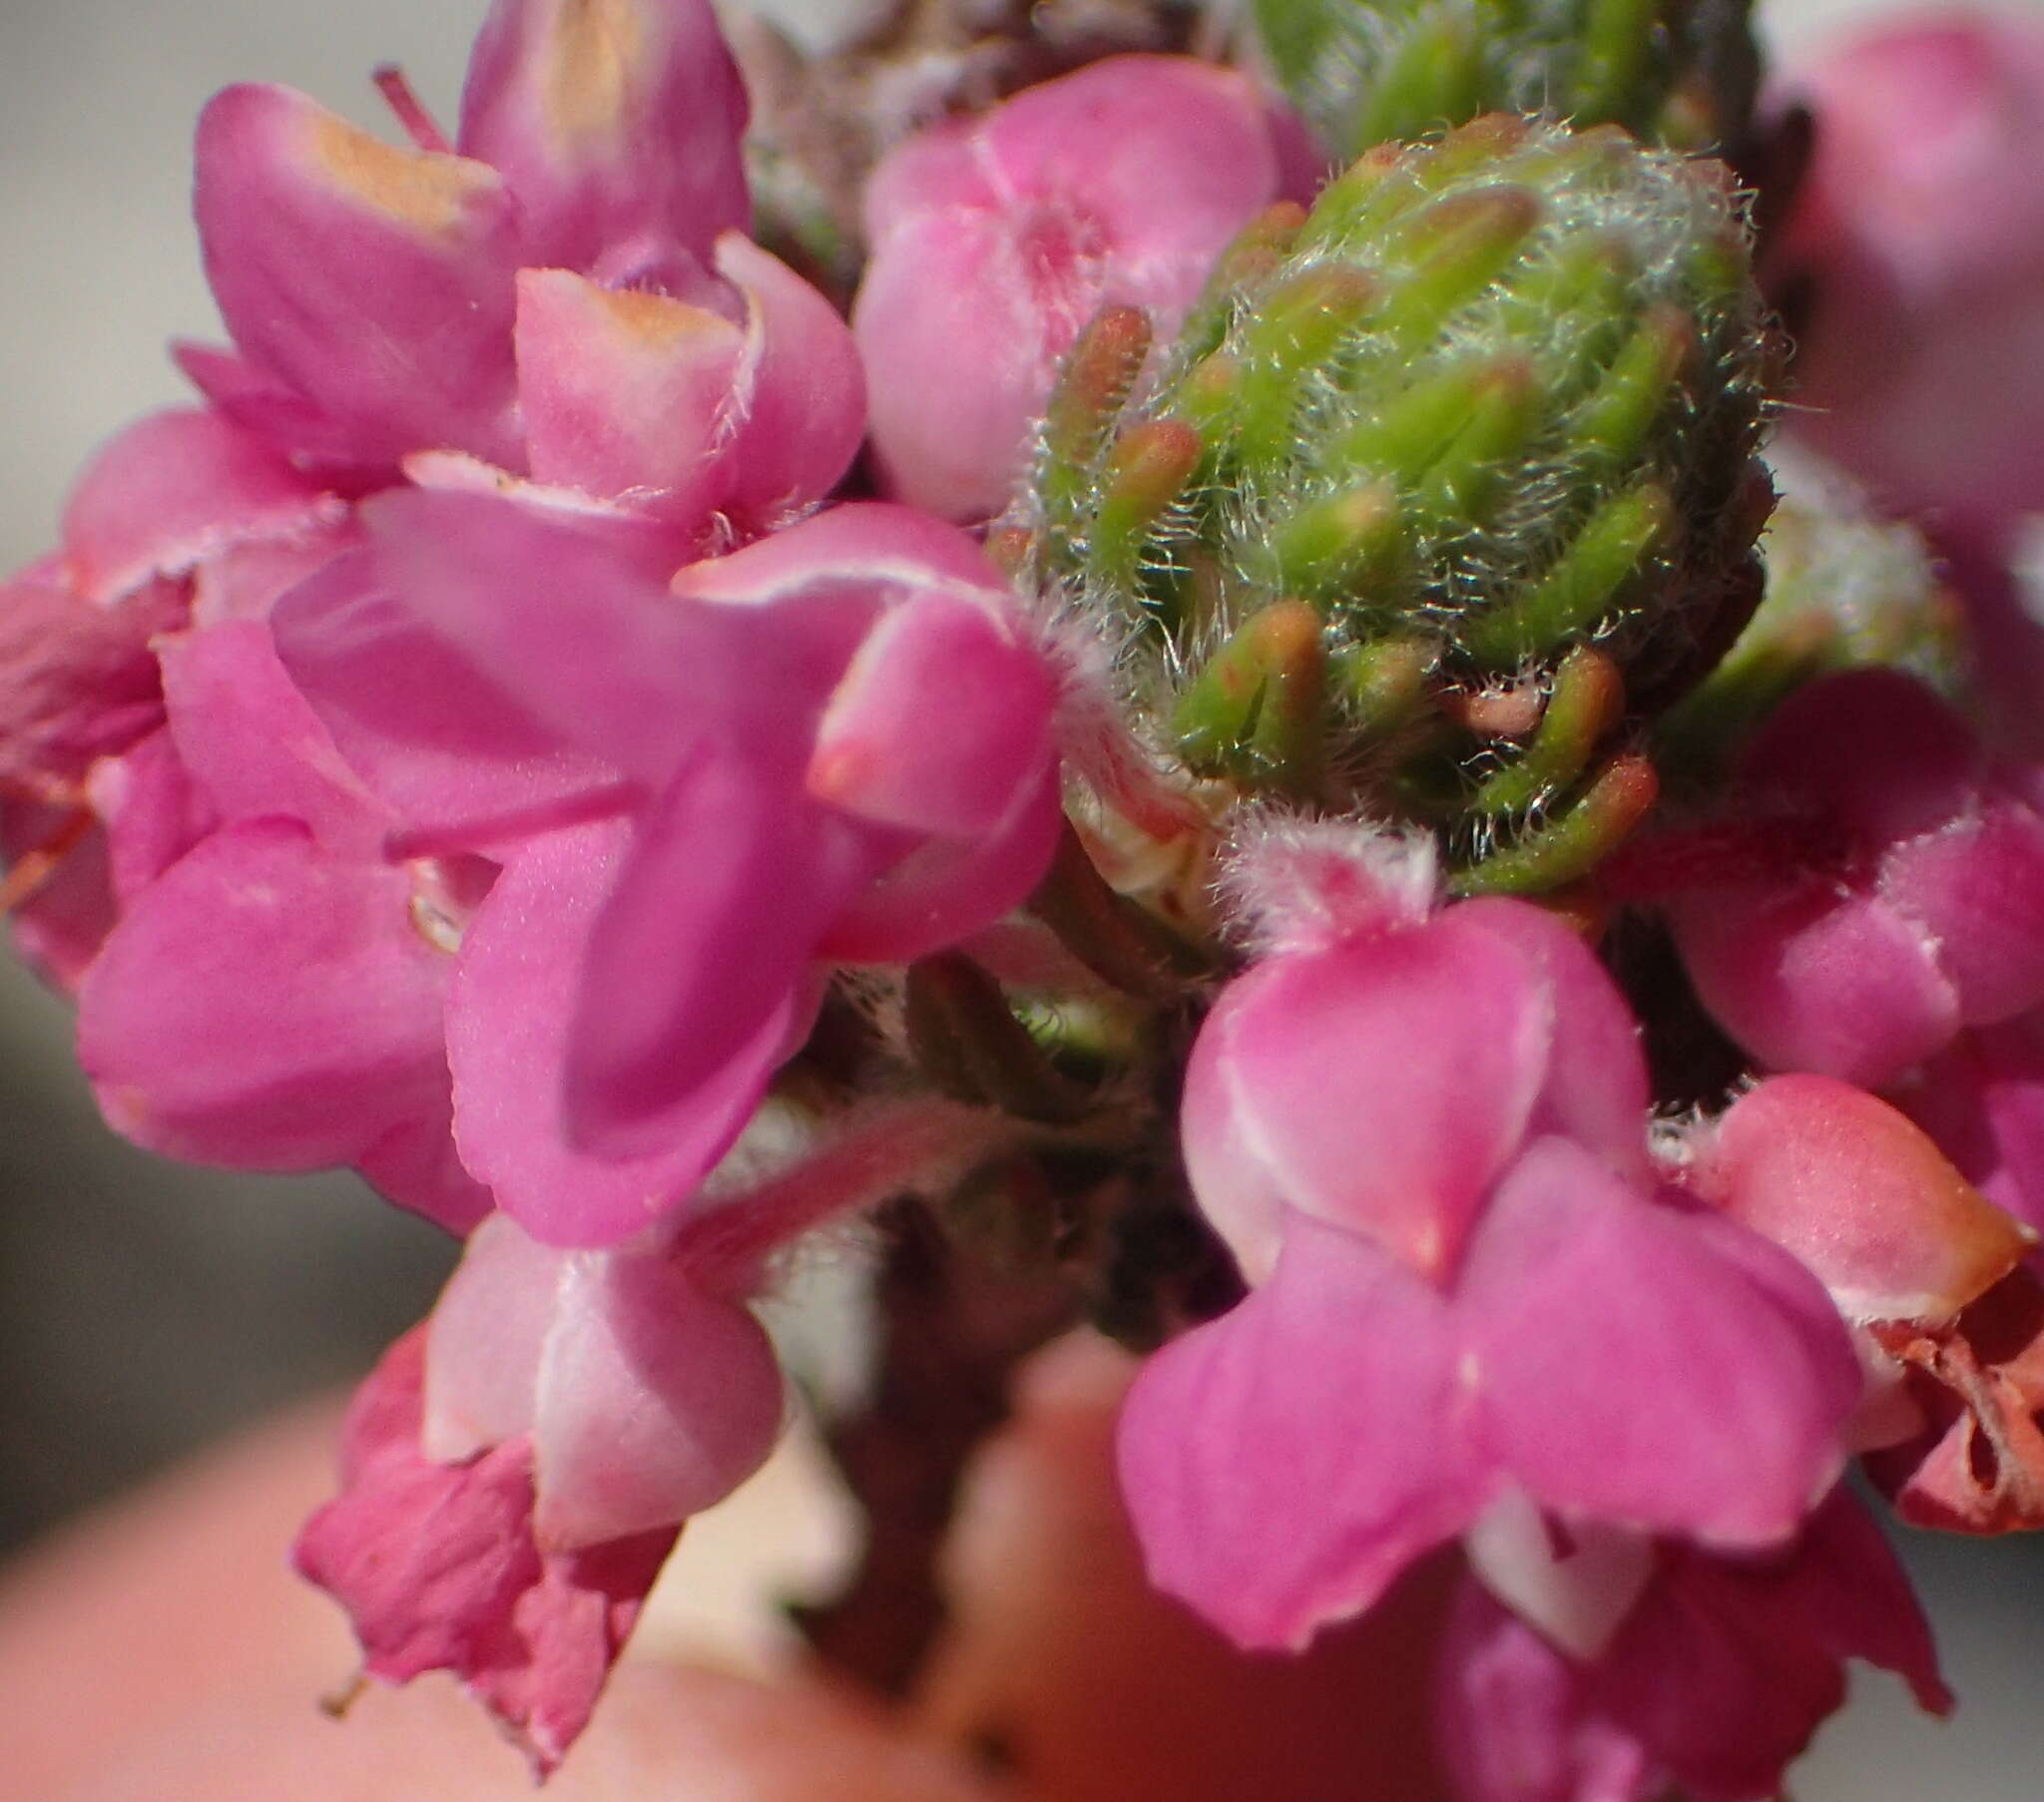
[852,55,1300,522]
[1118,833,1858,1650]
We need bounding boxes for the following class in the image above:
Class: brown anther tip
[1451,679,1546,740]
[1249,599,1326,661]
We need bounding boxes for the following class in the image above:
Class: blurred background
[0,0,2039,1795]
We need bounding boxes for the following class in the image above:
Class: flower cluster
[9,0,2044,1795]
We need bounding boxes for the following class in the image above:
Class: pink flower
[1117,846,1859,1651]
[1433,1489,1951,1802]
[183,0,777,491]
[292,1327,680,1777]
[73,619,489,1233]
[272,491,1062,1243]
[1667,670,2044,1089]
[1900,1013,2044,1238]
[852,56,1297,521]
[1778,9,2044,534]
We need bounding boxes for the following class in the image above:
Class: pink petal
[513,266,745,515]
[816,764,1064,966]
[362,488,795,787]
[808,594,1056,838]
[667,500,1008,604]
[978,57,1282,268]
[156,619,385,855]
[1701,1074,2031,1325]
[59,408,342,604]
[1458,1139,1859,1550]
[353,1095,494,1238]
[531,1247,784,1547]
[2,798,115,990]
[1117,1213,1490,1650]
[1182,917,1551,1281]
[85,727,215,911]
[424,1213,560,1461]
[1739,668,1983,845]
[269,544,615,842]
[1904,1017,2044,1233]
[456,0,750,271]
[565,747,876,1158]
[195,84,522,467]
[446,818,741,1245]
[1453,898,1652,1176]
[76,819,451,1175]
[713,231,867,524]
[1671,877,1959,1087]
[1882,800,2044,1026]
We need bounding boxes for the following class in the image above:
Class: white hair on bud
[1218,811,1440,957]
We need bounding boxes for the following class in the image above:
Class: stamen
[372,65,453,155]
[0,807,94,915]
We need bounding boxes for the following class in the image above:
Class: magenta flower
[292,1327,680,1777]
[852,55,1298,521]
[1433,1489,1951,1802]
[1668,670,2044,1089]
[1779,9,2044,535]
[1118,842,1859,1651]
[272,491,1062,1242]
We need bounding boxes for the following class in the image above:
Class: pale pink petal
[713,231,868,523]
[1117,1214,1490,1650]
[425,1213,567,1461]
[531,1249,784,1547]
[59,408,342,603]
[862,117,993,233]
[808,594,1056,838]
[1458,1139,1858,1550]
[853,207,1082,522]
[457,0,750,270]
[76,819,450,1174]
[195,84,523,467]
[1671,878,1958,1087]
[513,266,744,515]
[1183,917,1551,1281]
[979,57,1282,268]
[1700,1075,2031,1325]
[355,1094,495,1237]
[446,818,739,1245]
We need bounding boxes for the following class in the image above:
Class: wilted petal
[196,84,522,467]
[457,0,749,270]
[77,819,449,1174]
[293,1328,676,1777]
[1117,1214,1489,1650]
[1460,1138,1858,1550]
